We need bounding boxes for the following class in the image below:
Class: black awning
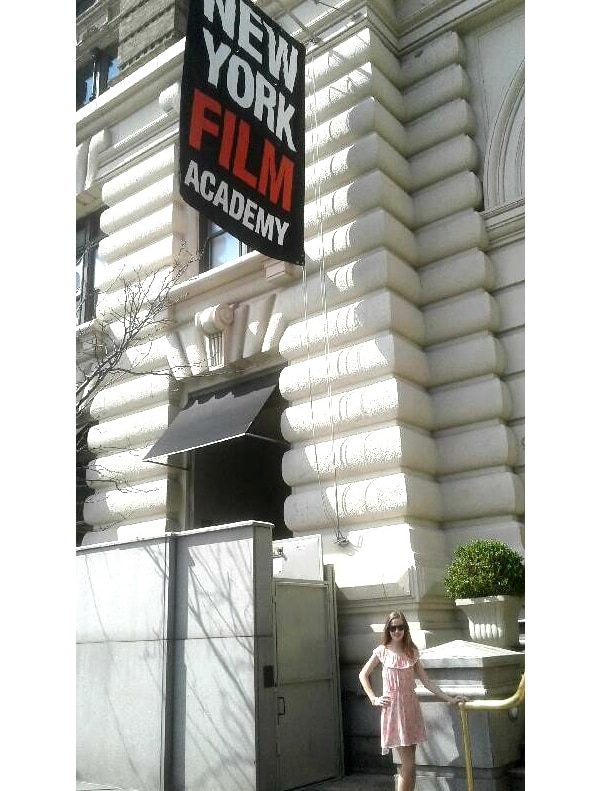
[144,376,283,461]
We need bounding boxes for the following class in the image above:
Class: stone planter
[455,595,523,649]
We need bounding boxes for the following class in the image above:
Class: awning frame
[143,372,286,462]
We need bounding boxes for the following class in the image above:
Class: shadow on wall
[77,528,269,791]
[169,536,258,790]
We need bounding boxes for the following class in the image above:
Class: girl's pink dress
[372,645,427,752]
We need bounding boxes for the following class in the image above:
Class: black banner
[179,0,305,265]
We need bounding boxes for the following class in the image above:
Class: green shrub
[443,538,525,599]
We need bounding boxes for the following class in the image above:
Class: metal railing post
[457,673,525,791]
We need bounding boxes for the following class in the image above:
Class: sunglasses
[389,624,405,632]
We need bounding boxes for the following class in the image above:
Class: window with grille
[76,211,106,325]
[199,215,251,272]
[76,45,119,109]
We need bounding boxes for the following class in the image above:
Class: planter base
[455,596,523,649]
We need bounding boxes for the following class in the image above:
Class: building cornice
[394,0,523,52]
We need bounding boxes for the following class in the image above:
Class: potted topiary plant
[443,538,525,649]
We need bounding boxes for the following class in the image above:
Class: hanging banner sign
[179,0,305,265]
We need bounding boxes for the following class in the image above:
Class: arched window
[483,60,525,209]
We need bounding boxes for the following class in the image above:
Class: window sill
[170,250,300,304]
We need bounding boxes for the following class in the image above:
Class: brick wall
[118,0,188,75]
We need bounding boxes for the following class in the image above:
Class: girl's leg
[394,745,417,791]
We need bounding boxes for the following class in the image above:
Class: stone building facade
[76,0,524,777]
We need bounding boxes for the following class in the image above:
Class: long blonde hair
[380,610,418,658]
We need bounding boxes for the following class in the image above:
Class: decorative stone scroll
[197,303,234,370]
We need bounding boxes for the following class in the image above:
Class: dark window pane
[77,0,96,15]
[200,216,250,271]
[106,54,119,85]
[101,46,119,91]
[76,63,95,109]
[211,234,241,266]
[76,211,104,324]
[76,46,119,109]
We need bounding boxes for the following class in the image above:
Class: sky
[2,1,591,787]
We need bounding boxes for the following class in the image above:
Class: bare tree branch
[76,248,198,543]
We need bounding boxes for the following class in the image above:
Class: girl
[358,610,466,791]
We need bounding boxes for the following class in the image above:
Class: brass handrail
[457,673,525,791]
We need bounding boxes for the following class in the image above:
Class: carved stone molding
[483,197,524,249]
[76,128,112,198]
[158,82,181,115]
[165,292,283,380]
[197,303,234,371]
[483,59,525,210]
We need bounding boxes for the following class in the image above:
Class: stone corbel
[84,128,112,192]
[197,303,234,370]
[76,139,91,194]
[166,292,282,380]
[159,82,181,115]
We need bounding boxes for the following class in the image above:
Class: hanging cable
[312,0,345,9]
[271,0,322,45]
[305,51,350,548]
[272,0,350,546]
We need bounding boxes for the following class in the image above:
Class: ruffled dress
[372,644,427,752]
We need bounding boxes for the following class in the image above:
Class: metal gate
[273,567,343,790]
